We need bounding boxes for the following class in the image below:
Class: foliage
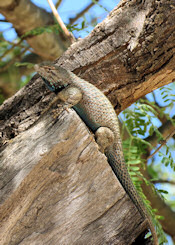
[121,83,175,243]
[21,23,63,38]
[122,138,167,244]
[15,62,34,69]
[0,14,100,100]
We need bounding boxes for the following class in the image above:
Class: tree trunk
[0,110,149,245]
[0,0,174,244]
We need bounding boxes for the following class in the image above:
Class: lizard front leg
[50,86,83,118]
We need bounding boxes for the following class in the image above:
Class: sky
[0,0,118,41]
[33,0,118,37]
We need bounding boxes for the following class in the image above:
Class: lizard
[34,63,158,245]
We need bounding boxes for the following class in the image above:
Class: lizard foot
[52,103,70,119]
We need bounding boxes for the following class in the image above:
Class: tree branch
[141,166,175,238]
[146,116,175,150]
[141,96,168,124]
[56,0,175,113]
[152,179,175,185]
[147,128,175,160]
[0,0,174,148]
[55,0,63,9]
[141,118,175,238]
[0,0,73,60]
[69,0,99,25]
[47,0,74,42]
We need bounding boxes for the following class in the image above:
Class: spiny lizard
[34,63,158,245]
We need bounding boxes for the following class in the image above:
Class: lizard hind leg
[95,127,115,153]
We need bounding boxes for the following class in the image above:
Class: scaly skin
[34,63,158,245]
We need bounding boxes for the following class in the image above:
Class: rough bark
[0,110,149,245]
[56,0,175,114]
[0,0,175,244]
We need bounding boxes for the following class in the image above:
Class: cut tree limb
[0,110,148,245]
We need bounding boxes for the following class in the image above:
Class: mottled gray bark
[0,110,148,245]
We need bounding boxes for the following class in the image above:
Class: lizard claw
[52,104,70,118]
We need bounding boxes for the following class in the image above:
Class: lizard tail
[105,143,158,245]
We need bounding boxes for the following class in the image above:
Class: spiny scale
[34,63,158,245]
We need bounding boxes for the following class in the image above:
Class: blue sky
[32,0,117,22]
[33,0,118,38]
[0,0,118,41]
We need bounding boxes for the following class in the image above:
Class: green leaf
[162,94,168,99]
[21,24,62,39]
[157,215,165,220]
[129,166,140,171]
[158,189,168,194]
[15,62,34,68]
[81,20,85,29]
[127,160,141,165]
[164,99,170,102]
[165,146,169,155]
[149,125,154,135]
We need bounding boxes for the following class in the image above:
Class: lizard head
[34,62,71,93]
